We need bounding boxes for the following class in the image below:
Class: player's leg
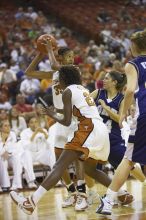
[10,149,82,215]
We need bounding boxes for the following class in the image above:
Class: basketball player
[25,43,89,210]
[96,30,146,215]
[10,65,110,215]
[84,71,145,205]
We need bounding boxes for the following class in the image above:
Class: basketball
[36,34,57,54]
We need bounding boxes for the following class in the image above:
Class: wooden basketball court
[0,179,146,220]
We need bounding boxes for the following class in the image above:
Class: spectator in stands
[20,76,40,104]
[0,109,8,121]
[97,8,111,23]
[35,104,49,129]
[118,6,132,22]
[0,120,22,191]
[55,33,68,47]
[13,94,35,121]
[18,117,56,188]
[0,93,12,110]
[25,7,38,21]
[9,107,27,138]
[14,7,24,20]
[36,11,47,26]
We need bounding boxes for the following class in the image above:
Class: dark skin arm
[41,88,72,126]
[25,52,55,79]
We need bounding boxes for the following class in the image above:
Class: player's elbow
[63,120,71,126]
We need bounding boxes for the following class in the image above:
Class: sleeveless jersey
[129,56,146,117]
[95,89,124,138]
[52,71,63,109]
[67,85,102,121]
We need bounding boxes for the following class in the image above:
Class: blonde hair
[130,30,146,51]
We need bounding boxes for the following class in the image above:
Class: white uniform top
[65,85,110,161]
[52,71,63,109]
[67,84,102,120]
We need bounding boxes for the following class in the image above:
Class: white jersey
[65,85,110,161]
[52,71,63,109]
[67,85,102,121]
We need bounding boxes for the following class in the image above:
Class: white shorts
[65,118,110,161]
[54,122,75,148]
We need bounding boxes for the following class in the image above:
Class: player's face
[103,73,116,90]
[62,51,74,65]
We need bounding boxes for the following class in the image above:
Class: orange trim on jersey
[64,106,94,160]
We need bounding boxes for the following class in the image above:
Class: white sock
[106,188,118,202]
[32,185,47,205]
[117,189,127,196]
[77,180,85,186]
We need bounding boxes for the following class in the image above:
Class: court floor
[0,179,146,220]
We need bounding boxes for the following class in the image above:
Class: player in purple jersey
[96,30,146,215]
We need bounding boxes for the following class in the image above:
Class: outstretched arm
[42,88,72,126]
[25,52,55,79]
[44,39,61,70]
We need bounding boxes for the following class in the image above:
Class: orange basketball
[36,34,57,54]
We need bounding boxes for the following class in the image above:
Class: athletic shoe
[75,193,88,211]
[10,191,35,215]
[62,192,77,208]
[96,195,112,215]
[118,191,134,205]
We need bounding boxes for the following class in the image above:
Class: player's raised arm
[44,39,61,70]
[25,52,55,79]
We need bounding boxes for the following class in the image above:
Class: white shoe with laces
[62,192,77,208]
[96,195,113,215]
[75,193,88,211]
[10,191,35,215]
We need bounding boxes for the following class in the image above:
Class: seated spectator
[13,94,35,122]
[20,77,40,104]
[9,107,27,138]
[35,103,50,129]
[0,93,12,110]
[0,109,8,121]
[36,11,47,26]
[97,8,110,23]
[18,117,56,188]
[14,93,34,117]
[118,6,132,22]
[0,120,22,191]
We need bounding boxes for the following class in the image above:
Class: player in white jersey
[10,65,110,215]
[25,45,88,208]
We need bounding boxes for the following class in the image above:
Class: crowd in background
[0,2,145,192]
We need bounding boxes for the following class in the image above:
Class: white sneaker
[87,191,99,205]
[96,195,112,215]
[10,191,35,215]
[75,193,88,211]
[28,182,37,189]
[62,192,77,208]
